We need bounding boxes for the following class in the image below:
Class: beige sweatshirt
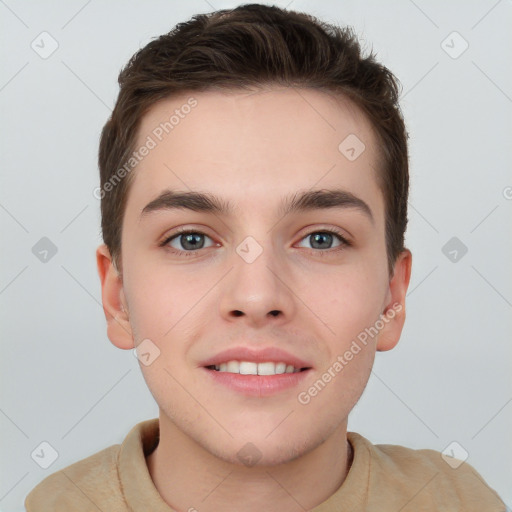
[25,418,506,511]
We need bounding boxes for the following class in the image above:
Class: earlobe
[96,244,134,350]
[376,249,412,352]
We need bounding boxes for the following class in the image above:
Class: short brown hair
[98,3,409,277]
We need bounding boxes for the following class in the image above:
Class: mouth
[205,361,311,375]
[200,346,313,396]
[203,363,313,397]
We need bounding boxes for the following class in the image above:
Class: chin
[202,431,318,468]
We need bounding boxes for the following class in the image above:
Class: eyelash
[159,227,352,257]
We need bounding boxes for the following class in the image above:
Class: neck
[146,413,353,512]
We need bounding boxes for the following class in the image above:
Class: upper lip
[201,347,313,369]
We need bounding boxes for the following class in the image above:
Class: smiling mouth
[205,361,311,375]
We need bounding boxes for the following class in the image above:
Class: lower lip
[202,368,312,397]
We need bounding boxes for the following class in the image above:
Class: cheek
[124,260,208,340]
[307,265,385,337]
[304,265,384,405]
[300,334,376,418]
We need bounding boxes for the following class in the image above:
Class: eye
[296,229,351,251]
[160,227,351,256]
[162,230,215,253]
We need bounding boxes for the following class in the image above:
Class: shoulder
[25,444,125,511]
[348,432,506,511]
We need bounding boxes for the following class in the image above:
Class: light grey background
[1,0,511,510]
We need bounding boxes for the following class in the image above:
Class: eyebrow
[140,188,374,224]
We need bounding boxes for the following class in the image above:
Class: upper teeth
[213,361,302,375]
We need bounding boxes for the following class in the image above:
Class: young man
[25,3,506,511]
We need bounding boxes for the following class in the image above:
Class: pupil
[182,233,204,250]
[311,232,332,249]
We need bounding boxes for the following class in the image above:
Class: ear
[376,249,412,352]
[96,244,134,350]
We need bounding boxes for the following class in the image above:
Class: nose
[219,238,296,328]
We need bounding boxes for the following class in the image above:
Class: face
[98,86,411,466]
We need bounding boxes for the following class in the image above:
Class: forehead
[128,86,383,222]
[137,86,377,160]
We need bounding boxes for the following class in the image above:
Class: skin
[97,86,412,511]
